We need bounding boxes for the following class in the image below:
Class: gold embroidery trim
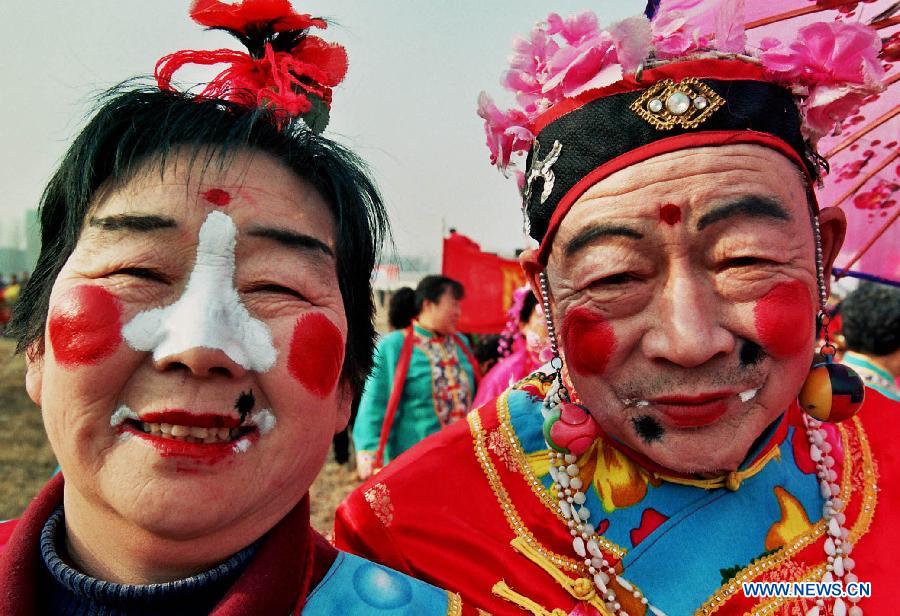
[652,445,781,491]
[469,410,584,573]
[496,393,626,559]
[695,419,877,615]
[849,415,878,543]
[492,581,568,616]
[446,591,463,616]
[510,536,615,612]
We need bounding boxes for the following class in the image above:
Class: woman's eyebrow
[245,225,335,259]
[88,214,178,232]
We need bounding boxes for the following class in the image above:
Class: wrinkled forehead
[551,144,811,250]
[85,148,336,239]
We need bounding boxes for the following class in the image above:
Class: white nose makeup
[122,211,277,372]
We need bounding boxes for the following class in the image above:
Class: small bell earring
[538,272,600,456]
[797,217,865,423]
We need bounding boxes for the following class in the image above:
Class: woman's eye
[109,267,167,282]
[247,283,306,300]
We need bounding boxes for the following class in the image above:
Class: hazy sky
[0,1,642,260]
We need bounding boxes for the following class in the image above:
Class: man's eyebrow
[696,196,791,231]
[564,224,643,258]
[88,214,178,232]
[246,226,335,258]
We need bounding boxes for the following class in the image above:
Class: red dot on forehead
[561,307,616,376]
[659,204,682,225]
[201,188,231,207]
[48,285,122,367]
[753,281,814,358]
[287,313,344,397]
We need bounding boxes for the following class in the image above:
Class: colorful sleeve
[333,484,414,575]
[352,333,400,453]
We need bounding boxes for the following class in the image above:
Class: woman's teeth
[140,422,238,443]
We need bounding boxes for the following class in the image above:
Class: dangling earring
[538,272,600,455]
[798,217,865,423]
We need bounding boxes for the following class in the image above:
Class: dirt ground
[0,338,359,534]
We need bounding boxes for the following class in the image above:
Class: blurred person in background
[353,275,479,479]
[472,285,550,408]
[387,286,417,331]
[840,282,900,400]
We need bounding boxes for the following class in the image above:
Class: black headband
[523,77,816,246]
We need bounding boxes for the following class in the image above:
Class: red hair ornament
[155,0,347,132]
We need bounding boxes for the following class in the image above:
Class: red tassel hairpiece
[155,0,347,132]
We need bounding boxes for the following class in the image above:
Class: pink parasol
[742,0,899,286]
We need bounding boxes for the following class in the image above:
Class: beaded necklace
[543,381,861,616]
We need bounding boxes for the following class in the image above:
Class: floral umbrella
[739,0,897,285]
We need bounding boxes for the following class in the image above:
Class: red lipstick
[648,391,733,429]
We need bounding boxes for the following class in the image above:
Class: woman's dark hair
[383,275,463,330]
[841,282,900,357]
[387,287,416,330]
[8,86,388,396]
[518,291,538,325]
[414,275,464,311]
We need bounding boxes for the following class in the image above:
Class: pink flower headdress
[156,0,347,132]
[479,0,885,175]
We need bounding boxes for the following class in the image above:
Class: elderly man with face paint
[0,2,471,615]
[335,3,900,615]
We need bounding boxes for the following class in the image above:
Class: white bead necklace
[545,391,860,616]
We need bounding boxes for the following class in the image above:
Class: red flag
[442,231,526,334]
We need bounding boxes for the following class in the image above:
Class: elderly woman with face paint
[335,3,900,614]
[0,2,471,615]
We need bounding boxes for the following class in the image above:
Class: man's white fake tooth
[635,400,650,407]
[110,405,139,427]
[738,388,760,403]
[233,438,251,453]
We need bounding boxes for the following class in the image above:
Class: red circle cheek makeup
[48,285,123,367]
[561,307,617,375]
[287,313,345,397]
[753,280,814,358]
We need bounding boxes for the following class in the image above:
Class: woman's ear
[24,343,44,407]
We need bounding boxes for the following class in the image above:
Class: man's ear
[817,207,847,297]
[24,342,44,407]
[519,248,546,305]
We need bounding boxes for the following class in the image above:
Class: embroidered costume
[336,370,899,614]
[0,475,464,615]
[353,323,477,465]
